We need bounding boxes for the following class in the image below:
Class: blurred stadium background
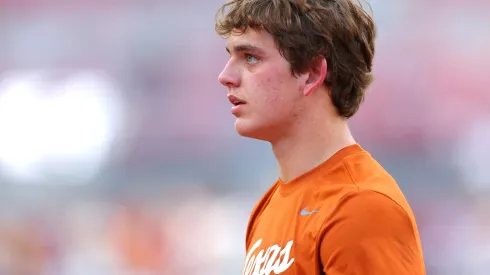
[0,0,489,274]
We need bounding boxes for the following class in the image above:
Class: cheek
[261,76,300,105]
[260,79,283,110]
[261,88,296,121]
[250,69,300,117]
[257,74,288,101]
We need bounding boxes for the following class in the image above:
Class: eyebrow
[226,44,266,55]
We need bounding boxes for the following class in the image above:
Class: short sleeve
[319,190,425,275]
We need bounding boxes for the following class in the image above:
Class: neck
[271,116,356,183]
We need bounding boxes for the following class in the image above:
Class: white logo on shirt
[243,238,295,275]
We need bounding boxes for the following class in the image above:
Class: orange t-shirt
[243,144,426,275]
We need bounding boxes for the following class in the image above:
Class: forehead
[226,29,277,54]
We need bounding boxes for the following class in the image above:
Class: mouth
[228,95,246,106]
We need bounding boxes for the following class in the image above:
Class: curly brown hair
[215,0,376,118]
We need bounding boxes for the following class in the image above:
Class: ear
[302,57,327,97]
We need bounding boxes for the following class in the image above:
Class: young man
[216,0,426,274]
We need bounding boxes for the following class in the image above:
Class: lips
[228,94,246,106]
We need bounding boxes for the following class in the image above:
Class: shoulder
[319,190,420,254]
[340,149,412,211]
[319,190,425,274]
[328,190,414,235]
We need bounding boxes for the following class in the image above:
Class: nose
[218,60,240,88]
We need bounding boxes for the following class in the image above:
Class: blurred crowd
[0,189,251,275]
[0,0,489,274]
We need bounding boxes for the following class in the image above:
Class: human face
[218,29,306,142]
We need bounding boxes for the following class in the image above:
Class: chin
[234,118,272,141]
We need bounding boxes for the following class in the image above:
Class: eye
[245,54,260,64]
